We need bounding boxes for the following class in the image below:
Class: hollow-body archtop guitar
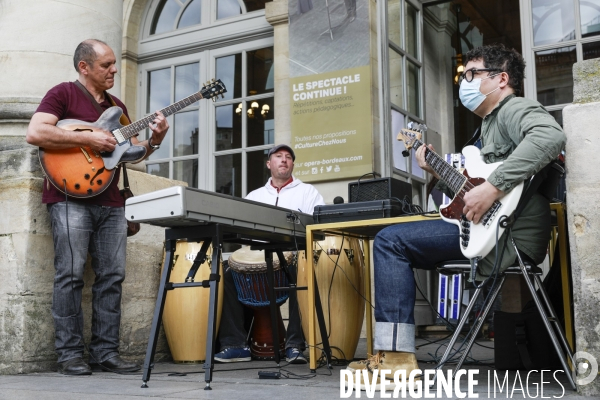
[39,79,226,198]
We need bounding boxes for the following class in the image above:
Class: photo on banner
[288,0,373,182]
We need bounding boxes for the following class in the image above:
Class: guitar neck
[119,91,205,139]
[412,140,467,195]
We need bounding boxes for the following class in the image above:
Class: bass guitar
[397,124,523,259]
[39,79,226,198]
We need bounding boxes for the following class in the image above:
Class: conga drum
[228,247,291,359]
[162,240,224,363]
[297,236,365,361]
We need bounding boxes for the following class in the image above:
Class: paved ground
[0,338,593,399]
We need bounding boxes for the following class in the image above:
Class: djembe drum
[161,240,224,363]
[297,236,365,361]
[228,247,292,359]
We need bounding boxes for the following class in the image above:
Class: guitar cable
[62,180,136,375]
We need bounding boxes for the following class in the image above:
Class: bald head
[73,39,109,73]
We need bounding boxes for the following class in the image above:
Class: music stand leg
[265,250,281,365]
[141,239,176,388]
[204,225,223,389]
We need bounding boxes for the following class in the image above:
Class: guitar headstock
[200,79,227,102]
[397,122,427,150]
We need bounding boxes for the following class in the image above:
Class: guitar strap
[463,126,481,149]
[74,80,131,125]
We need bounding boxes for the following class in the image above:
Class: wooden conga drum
[228,247,292,359]
[297,236,365,361]
[162,240,224,363]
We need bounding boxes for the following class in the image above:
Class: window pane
[216,54,242,100]
[535,46,576,106]
[151,0,180,35]
[246,97,274,147]
[173,159,198,188]
[247,47,274,96]
[411,145,424,179]
[548,109,564,127]
[581,0,600,38]
[148,68,171,112]
[216,104,241,150]
[411,180,423,208]
[388,0,401,46]
[178,0,201,29]
[215,153,242,197]
[243,0,267,13]
[175,62,199,101]
[247,149,269,194]
[583,41,600,60]
[217,0,241,20]
[405,1,418,58]
[148,68,171,160]
[407,61,420,116]
[389,48,404,109]
[532,0,575,46]
[147,162,169,179]
[174,110,199,157]
[391,109,406,171]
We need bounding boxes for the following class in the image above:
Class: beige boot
[345,351,420,391]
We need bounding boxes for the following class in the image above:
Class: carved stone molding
[266,0,289,27]
[0,97,42,120]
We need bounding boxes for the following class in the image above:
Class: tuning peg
[220,93,224,98]
[212,97,216,102]
[211,78,215,83]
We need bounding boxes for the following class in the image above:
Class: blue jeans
[48,202,127,363]
[373,219,464,353]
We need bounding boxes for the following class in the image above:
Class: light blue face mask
[459,76,500,112]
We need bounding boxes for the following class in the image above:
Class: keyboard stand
[140,224,331,390]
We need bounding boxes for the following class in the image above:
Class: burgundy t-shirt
[36,82,132,206]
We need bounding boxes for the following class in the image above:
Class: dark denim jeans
[218,261,305,351]
[373,219,464,353]
[48,201,127,363]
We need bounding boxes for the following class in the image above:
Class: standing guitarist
[25,39,169,375]
[345,44,566,390]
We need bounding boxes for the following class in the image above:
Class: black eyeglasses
[459,68,502,85]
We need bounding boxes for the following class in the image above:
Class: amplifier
[348,177,412,203]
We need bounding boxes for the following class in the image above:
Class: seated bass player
[26,39,169,375]
[345,44,566,390]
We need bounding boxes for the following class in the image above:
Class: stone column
[563,58,600,395]
[265,0,291,146]
[0,1,175,374]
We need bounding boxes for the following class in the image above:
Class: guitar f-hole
[90,167,105,185]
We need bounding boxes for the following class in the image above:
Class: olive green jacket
[441,94,566,277]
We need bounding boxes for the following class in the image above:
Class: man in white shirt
[215,144,325,364]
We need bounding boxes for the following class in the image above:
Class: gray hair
[73,39,108,73]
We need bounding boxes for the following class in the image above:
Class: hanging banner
[288,0,372,182]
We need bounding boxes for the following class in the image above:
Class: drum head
[228,247,293,273]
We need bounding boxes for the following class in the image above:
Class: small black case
[258,371,281,379]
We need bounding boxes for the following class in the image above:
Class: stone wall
[0,0,184,374]
[0,142,182,373]
[563,57,600,395]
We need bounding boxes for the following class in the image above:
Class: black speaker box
[348,177,412,203]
